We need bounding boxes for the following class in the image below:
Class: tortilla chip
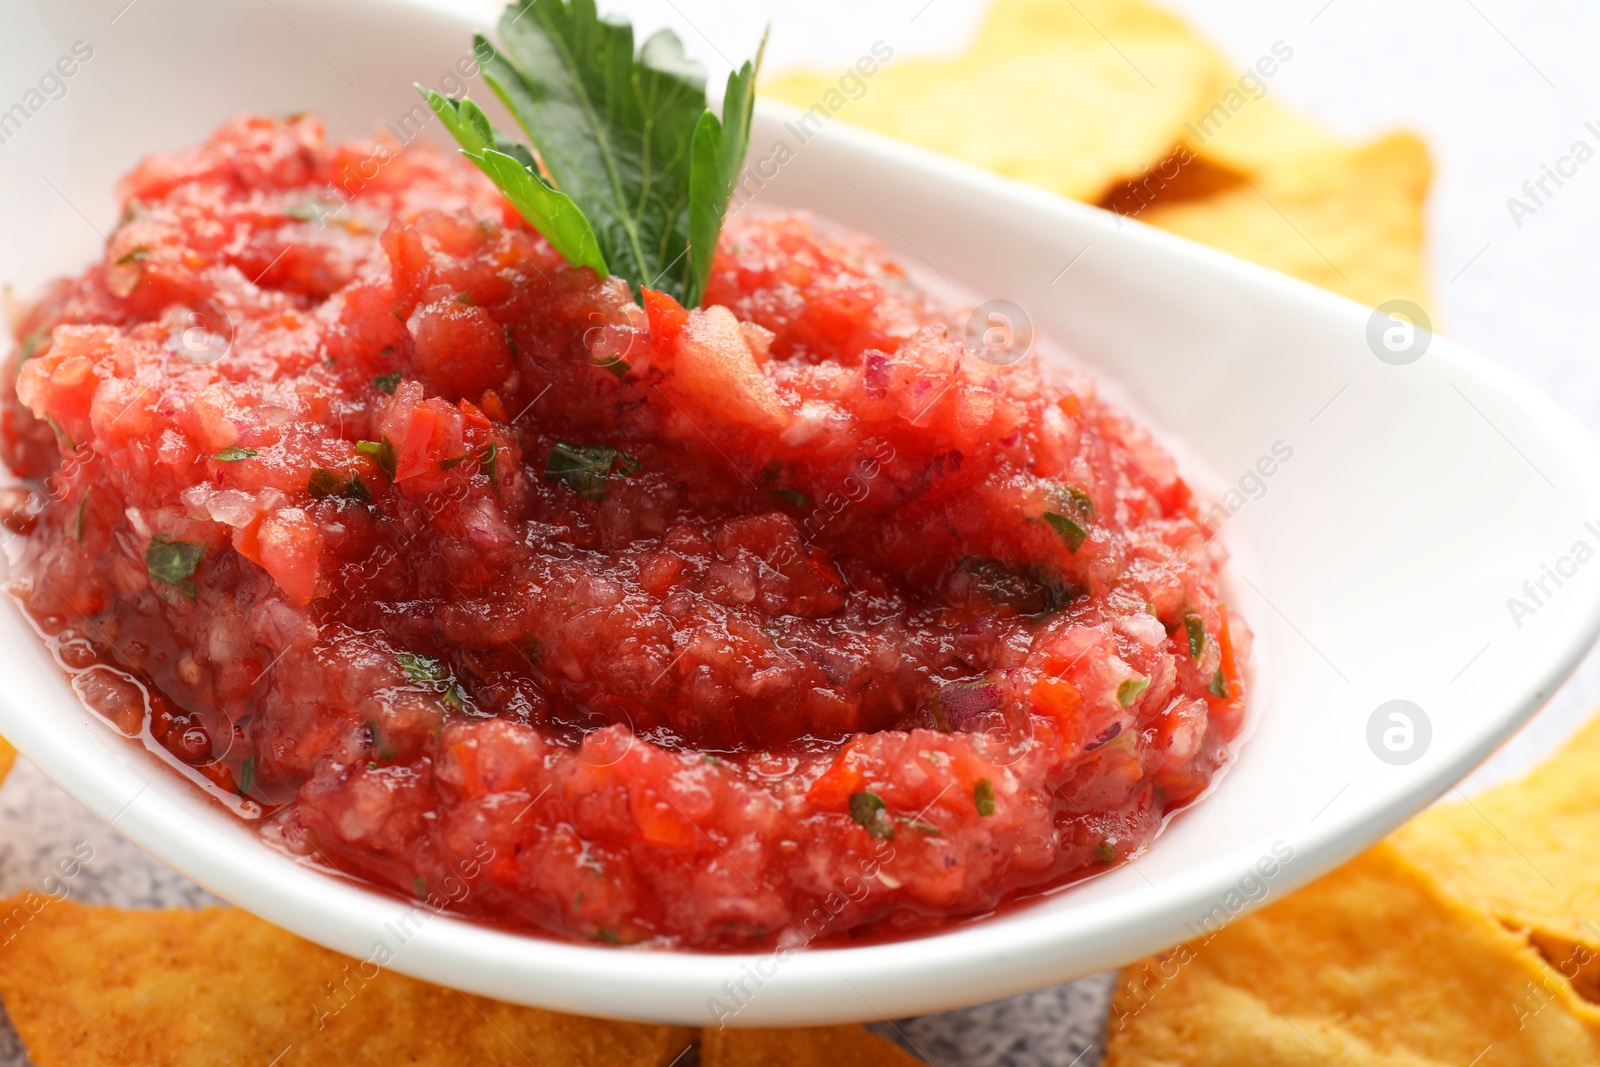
[761,0,1217,203]
[0,736,15,788]
[1125,131,1432,311]
[1395,712,1600,1002]
[1104,842,1600,1065]
[0,899,695,1067]
[701,1023,923,1066]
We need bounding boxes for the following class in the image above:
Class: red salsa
[2,116,1248,949]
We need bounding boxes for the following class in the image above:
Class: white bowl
[4,0,1600,1028]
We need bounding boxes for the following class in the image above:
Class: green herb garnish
[1116,676,1149,707]
[17,330,44,368]
[308,468,371,503]
[481,441,499,487]
[355,436,398,479]
[1184,614,1205,660]
[75,492,89,542]
[769,488,811,508]
[367,719,400,763]
[371,371,402,394]
[545,441,639,500]
[1060,485,1095,518]
[1043,511,1088,553]
[396,652,466,712]
[45,414,77,452]
[848,791,894,840]
[974,777,995,818]
[114,246,150,266]
[397,652,447,682]
[420,0,764,306]
[1209,669,1231,699]
[146,538,203,587]
[238,756,257,797]
[213,446,259,462]
[1096,839,1117,864]
[956,556,1079,617]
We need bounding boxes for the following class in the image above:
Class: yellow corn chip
[1104,842,1600,1066]
[1396,713,1600,1002]
[701,1022,924,1067]
[761,0,1217,203]
[0,736,15,788]
[0,899,694,1067]
[1129,131,1432,311]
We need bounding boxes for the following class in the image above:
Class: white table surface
[0,1,1594,1064]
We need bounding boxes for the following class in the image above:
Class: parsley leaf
[146,538,203,588]
[545,441,639,500]
[848,791,894,840]
[424,0,764,306]
[421,91,606,277]
[355,437,398,480]
[308,468,371,503]
[213,446,259,462]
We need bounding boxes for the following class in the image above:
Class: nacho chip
[0,736,15,788]
[761,0,1217,203]
[701,1022,923,1066]
[0,899,694,1067]
[1104,842,1600,1065]
[1396,712,1600,1002]
[1126,131,1432,311]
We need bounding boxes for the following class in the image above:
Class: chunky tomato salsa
[2,116,1247,949]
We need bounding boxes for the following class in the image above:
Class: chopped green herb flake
[1117,676,1150,707]
[1209,669,1231,699]
[146,538,203,586]
[1043,511,1088,553]
[1184,614,1205,660]
[17,331,43,366]
[1061,485,1095,518]
[974,777,995,817]
[439,454,470,471]
[238,756,257,797]
[957,556,1079,617]
[482,441,499,486]
[413,876,428,899]
[308,468,370,503]
[45,414,77,452]
[453,290,474,306]
[1096,839,1117,864]
[396,652,447,682]
[768,488,811,508]
[368,719,401,763]
[545,441,638,500]
[213,446,259,462]
[355,436,397,479]
[371,371,402,394]
[75,491,89,543]
[848,791,894,840]
[899,816,943,836]
[114,246,150,266]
